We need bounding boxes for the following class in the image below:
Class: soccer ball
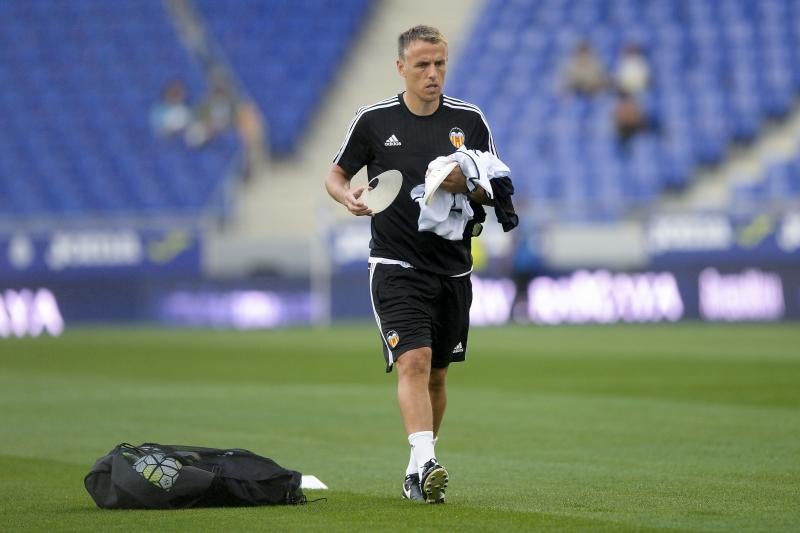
[133,453,182,491]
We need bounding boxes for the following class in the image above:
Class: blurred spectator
[236,100,268,182]
[614,91,648,144]
[562,41,608,96]
[150,80,192,137]
[615,43,650,96]
[184,81,236,148]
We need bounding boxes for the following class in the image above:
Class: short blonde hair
[398,25,448,59]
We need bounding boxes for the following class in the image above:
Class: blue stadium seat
[194,0,372,155]
[448,0,800,220]
[762,158,800,200]
[0,0,239,217]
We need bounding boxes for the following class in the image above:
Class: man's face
[397,40,448,103]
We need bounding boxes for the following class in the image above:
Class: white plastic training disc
[358,169,403,213]
[423,161,458,205]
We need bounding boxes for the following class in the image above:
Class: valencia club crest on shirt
[386,330,400,349]
[449,127,465,148]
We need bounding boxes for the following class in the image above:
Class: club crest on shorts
[449,127,465,148]
[386,330,400,349]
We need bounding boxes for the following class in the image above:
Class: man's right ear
[396,58,406,78]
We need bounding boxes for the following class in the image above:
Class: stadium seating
[194,0,372,155]
[448,0,800,220]
[732,150,800,210]
[0,0,370,217]
[0,0,239,217]
[5,0,798,220]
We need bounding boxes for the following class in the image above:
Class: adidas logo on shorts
[452,342,464,354]
[384,134,402,146]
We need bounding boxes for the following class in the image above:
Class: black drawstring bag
[85,443,306,509]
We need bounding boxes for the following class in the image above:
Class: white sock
[407,435,439,476]
[408,430,436,479]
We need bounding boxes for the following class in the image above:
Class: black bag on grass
[84,443,305,509]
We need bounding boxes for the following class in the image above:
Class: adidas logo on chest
[384,134,402,146]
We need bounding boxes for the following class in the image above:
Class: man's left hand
[438,165,469,193]
[436,165,493,205]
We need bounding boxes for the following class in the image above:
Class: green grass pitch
[1,323,799,532]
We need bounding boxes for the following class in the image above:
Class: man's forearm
[325,165,351,205]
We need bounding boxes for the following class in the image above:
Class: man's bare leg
[396,347,433,434]
[397,347,449,503]
[429,367,448,437]
[398,347,433,491]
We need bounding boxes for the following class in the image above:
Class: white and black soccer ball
[133,453,182,491]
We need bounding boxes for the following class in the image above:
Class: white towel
[423,161,458,205]
[454,146,511,196]
[411,176,474,240]
[415,147,511,241]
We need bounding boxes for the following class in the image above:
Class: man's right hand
[343,185,373,216]
[325,164,373,216]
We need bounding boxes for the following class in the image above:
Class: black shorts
[368,261,472,373]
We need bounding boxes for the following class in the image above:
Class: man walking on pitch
[325,25,499,503]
